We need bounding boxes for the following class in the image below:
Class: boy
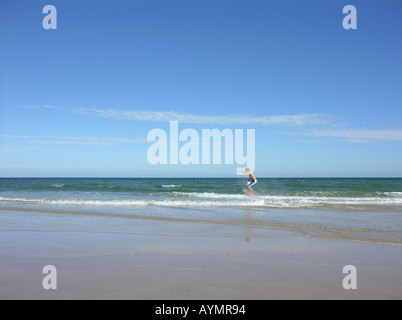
[241,168,257,196]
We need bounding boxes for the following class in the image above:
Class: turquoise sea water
[0,178,401,211]
[1,178,401,244]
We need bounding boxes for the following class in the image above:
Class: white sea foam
[0,195,262,207]
[384,192,402,197]
[1,192,401,209]
[172,192,248,199]
[161,185,182,188]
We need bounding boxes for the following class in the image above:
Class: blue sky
[0,0,401,177]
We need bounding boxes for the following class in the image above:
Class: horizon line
[1,176,401,179]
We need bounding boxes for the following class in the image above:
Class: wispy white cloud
[0,146,38,152]
[295,140,322,144]
[16,105,402,144]
[277,128,402,143]
[20,104,331,126]
[27,136,147,146]
[0,134,34,139]
[2,164,102,169]
[0,135,147,147]
[21,104,59,110]
[75,108,330,126]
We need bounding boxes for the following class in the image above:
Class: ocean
[1,177,401,211]
[1,177,402,244]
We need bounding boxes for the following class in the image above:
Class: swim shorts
[247,180,257,187]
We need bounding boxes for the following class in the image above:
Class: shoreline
[1,205,401,246]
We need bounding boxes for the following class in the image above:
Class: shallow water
[1,178,401,244]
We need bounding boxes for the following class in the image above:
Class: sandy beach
[1,206,401,300]
[2,0,402,303]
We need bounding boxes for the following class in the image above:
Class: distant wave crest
[1,191,402,211]
[161,185,182,188]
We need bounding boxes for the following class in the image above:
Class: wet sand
[1,226,402,299]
